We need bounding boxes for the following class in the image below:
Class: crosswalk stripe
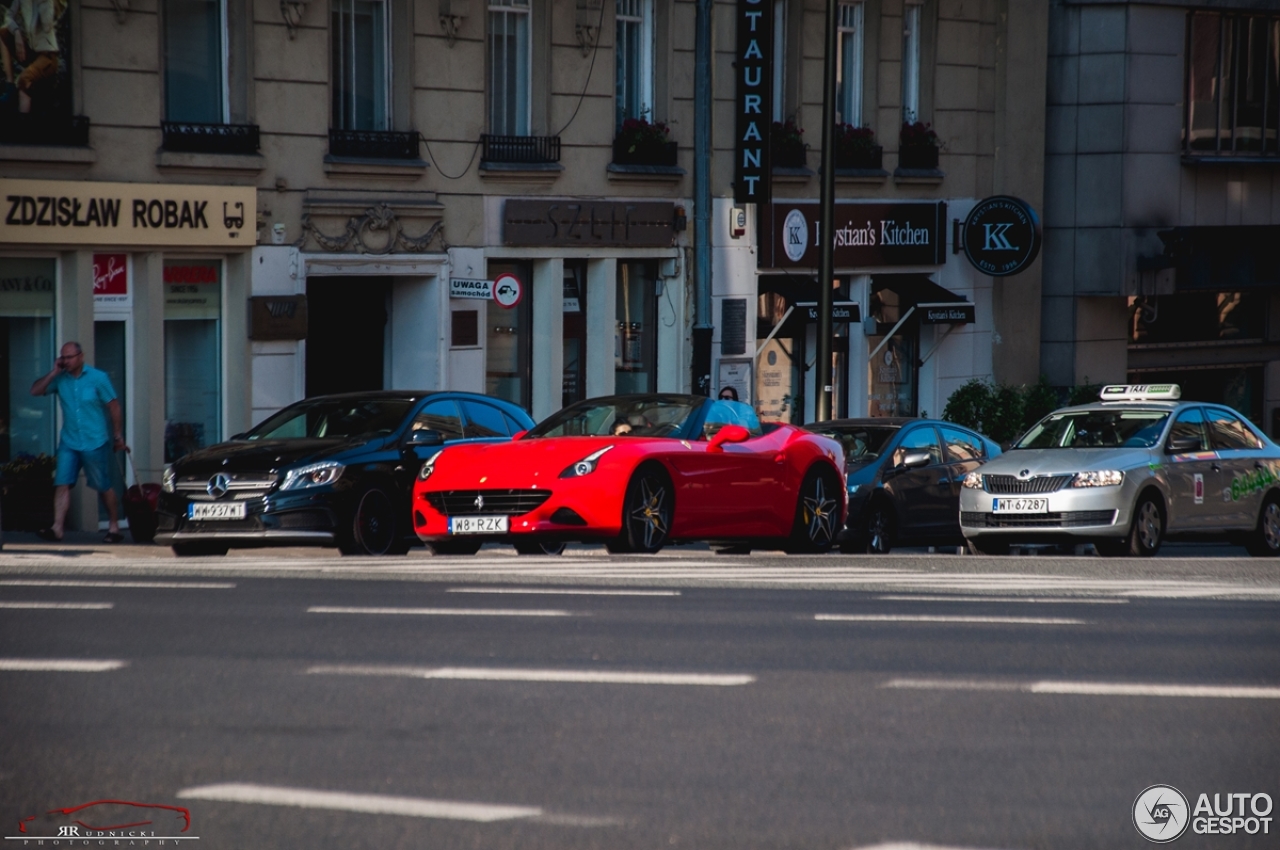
[876,595,1127,604]
[177,783,541,822]
[0,659,126,672]
[307,664,755,686]
[447,587,680,596]
[0,601,113,610]
[0,580,235,588]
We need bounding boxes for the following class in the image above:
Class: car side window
[412,399,464,441]
[941,426,985,463]
[1207,409,1262,450]
[893,427,943,467]
[461,400,511,438]
[502,411,529,435]
[1168,408,1207,452]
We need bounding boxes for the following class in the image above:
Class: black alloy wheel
[172,542,230,557]
[862,500,894,554]
[609,467,672,554]
[514,540,567,556]
[429,539,484,556]
[1245,495,1280,557]
[340,488,401,556]
[1097,493,1164,557]
[787,466,841,554]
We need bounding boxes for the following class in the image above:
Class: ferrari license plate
[450,515,509,534]
[189,502,246,520]
[992,498,1049,514]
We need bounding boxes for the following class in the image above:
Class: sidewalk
[0,530,344,560]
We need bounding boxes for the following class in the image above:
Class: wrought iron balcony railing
[328,129,421,160]
[481,134,561,164]
[0,114,90,147]
[161,122,260,155]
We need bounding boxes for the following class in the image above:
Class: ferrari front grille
[425,489,553,516]
[982,474,1073,494]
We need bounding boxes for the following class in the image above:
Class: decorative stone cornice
[295,196,446,254]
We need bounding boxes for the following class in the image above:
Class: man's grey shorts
[55,442,115,491]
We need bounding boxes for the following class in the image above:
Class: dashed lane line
[177,783,542,823]
[447,587,680,596]
[306,606,573,617]
[307,664,755,687]
[0,659,126,672]
[883,678,1280,699]
[876,595,1127,604]
[0,579,235,589]
[0,601,113,610]
[816,614,1088,625]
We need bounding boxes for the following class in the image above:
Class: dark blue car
[805,418,1002,553]
[156,391,534,557]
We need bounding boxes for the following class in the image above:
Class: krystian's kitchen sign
[0,179,256,247]
[761,201,948,268]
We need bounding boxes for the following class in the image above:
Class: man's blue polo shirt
[46,365,117,452]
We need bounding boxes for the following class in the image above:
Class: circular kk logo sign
[1133,785,1190,843]
[962,195,1042,277]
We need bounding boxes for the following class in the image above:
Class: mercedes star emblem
[207,473,231,498]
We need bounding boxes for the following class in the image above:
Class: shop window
[451,310,479,347]
[772,0,786,122]
[163,260,222,463]
[901,0,922,122]
[615,0,654,128]
[836,2,863,126]
[563,261,587,408]
[1128,292,1267,345]
[867,280,918,417]
[332,0,391,131]
[486,262,532,409]
[164,0,227,123]
[1186,13,1280,156]
[462,399,511,437]
[0,259,56,464]
[489,0,531,136]
[615,262,657,394]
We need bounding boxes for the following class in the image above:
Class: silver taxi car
[959,385,1280,557]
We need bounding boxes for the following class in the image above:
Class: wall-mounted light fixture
[280,0,307,39]
[440,0,466,47]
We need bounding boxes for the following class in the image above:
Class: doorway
[306,277,390,397]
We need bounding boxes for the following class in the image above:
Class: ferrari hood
[430,436,646,485]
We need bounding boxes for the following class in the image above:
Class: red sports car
[412,393,846,555]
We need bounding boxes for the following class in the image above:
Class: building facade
[1043,0,1280,435]
[0,0,1047,530]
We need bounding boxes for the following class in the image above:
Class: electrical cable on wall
[553,0,608,138]
[420,135,483,180]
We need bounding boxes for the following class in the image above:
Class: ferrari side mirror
[708,424,750,450]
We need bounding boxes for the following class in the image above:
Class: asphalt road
[2,544,1278,850]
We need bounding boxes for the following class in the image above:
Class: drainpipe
[691,0,714,396]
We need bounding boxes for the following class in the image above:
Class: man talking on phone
[30,341,127,543]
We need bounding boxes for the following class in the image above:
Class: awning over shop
[870,274,972,330]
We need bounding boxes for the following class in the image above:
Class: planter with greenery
[769,120,807,169]
[942,376,1102,447]
[613,118,678,167]
[898,121,941,169]
[833,124,882,170]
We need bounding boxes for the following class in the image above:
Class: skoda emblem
[207,473,231,498]
[474,494,485,511]
[1018,469,1032,479]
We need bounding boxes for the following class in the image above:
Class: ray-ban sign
[961,196,1042,277]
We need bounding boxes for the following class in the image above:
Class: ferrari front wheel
[787,465,841,553]
[610,467,672,554]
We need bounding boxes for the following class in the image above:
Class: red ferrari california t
[412,393,846,555]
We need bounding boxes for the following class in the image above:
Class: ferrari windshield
[811,426,900,466]
[527,396,701,438]
[246,398,414,441]
[1015,409,1170,449]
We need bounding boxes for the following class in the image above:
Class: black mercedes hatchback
[155,391,535,557]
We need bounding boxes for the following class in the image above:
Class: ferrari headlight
[280,461,344,491]
[962,471,985,489]
[161,465,176,493]
[418,450,444,481]
[559,445,613,479]
[1071,470,1124,488]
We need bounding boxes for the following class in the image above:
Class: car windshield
[810,426,900,467]
[245,399,414,441]
[1014,410,1170,449]
[527,396,701,438]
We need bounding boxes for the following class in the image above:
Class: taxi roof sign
[1099,384,1182,402]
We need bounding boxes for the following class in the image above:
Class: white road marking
[0,659,126,672]
[307,606,572,617]
[0,579,235,589]
[177,783,541,823]
[308,664,755,687]
[876,595,1127,604]
[447,587,680,597]
[0,601,113,610]
[850,843,1013,850]
[815,614,1087,625]
[883,678,1280,699]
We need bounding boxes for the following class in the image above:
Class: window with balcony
[836,1,863,127]
[1185,12,1280,158]
[489,0,531,136]
[901,0,921,122]
[615,0,653,128]
[332,0,390,131]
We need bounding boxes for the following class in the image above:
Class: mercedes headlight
[418,450,444,481]
[559,446,613,479]
[1071,470,1124,488]
[962,471,984,489]
[161,465,176,493]
[280,461,344,491]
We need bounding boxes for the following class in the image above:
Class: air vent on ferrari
[425,489,553,516]
[549,507,587,526]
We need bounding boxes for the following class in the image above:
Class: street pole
[691,0,714,396]
[814,0,838,421]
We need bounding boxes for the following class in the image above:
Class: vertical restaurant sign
[92,253,130,307]
[0,179,256,247]
[760,201,948,268]
[734,0,772,205]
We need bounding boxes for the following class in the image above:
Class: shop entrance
[306,277,390,397]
